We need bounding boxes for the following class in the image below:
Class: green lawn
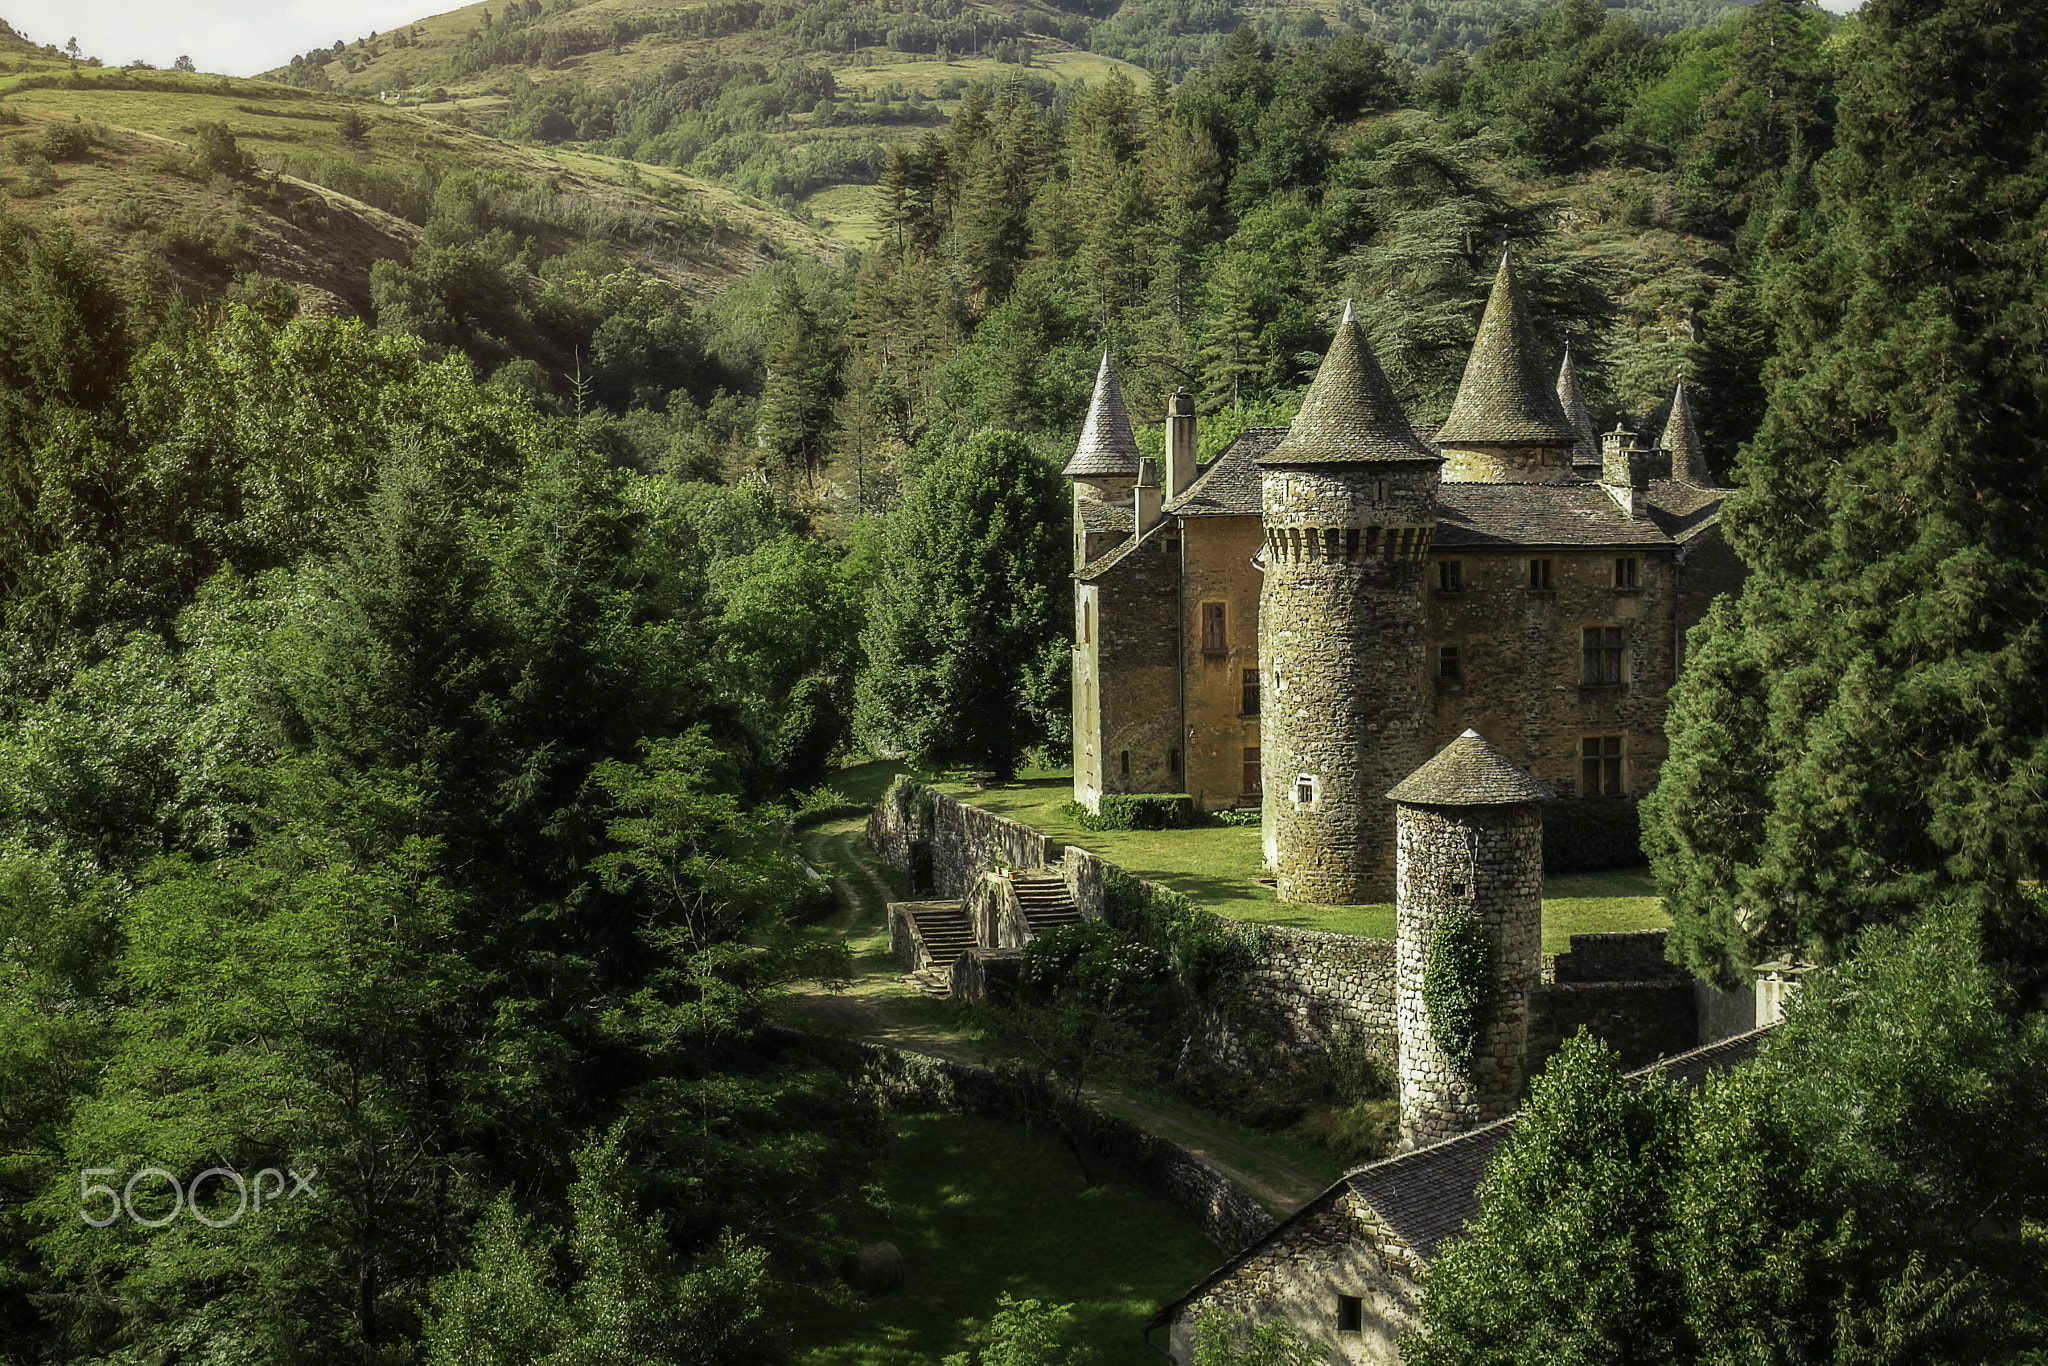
[931,773,1670,954]
[792,1112,1219,1366]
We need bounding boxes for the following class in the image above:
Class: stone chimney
[1165,389,1197,500]
[1600,424,1650,517]
[1135,457,1163,537]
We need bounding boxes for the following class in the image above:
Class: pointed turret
[1556,345,1599,470]
[1435,254,1577,467]
[1660,375,1713,487]
[1064,348,1143,477]
[1256,302,1437,466]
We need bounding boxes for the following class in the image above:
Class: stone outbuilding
[1145,1027,1773,1365]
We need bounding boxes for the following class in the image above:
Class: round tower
[1388,729,1552,1149]
[1434,252,1580,485]
[1258,304,1442,904]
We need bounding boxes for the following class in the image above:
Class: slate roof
[1166,427,1285,517]
[1256,304,1440,467]
[1644,480,1724,543]
[1078,514,1173,581]
[1146,1026,1776,1329]
[1077,499,1131,533]
[1435,481,1675,549]
[1064,348,1143,477]
[1659,378,1714,489]
[1387,729,1553,806]
[1435,254,1578,447]
[1557,346,1599,467]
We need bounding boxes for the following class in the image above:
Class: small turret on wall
[1388,729,1552,1150]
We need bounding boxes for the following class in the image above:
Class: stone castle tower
[1388,729,1552,1149]
[1434,253,1582,483]
[1258,304,1443,904]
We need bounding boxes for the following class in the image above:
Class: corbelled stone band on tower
[1257,304,1442,903]
[1389,729,1552,1149]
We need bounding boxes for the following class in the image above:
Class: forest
[2,0,2047,1359]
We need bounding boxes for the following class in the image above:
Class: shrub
[1542,799,1644,873]
[36,121,91,160]
[97,196,155,232]
[7,153,54,198]
[1020,920,1168,1011]
[1094,792,1194,830]
[189,120,248,179]
[1208,806,1261,828]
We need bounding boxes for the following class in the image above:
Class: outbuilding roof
[1387,728,1553,805]
[1434,254,1578,448]
[1166,427,1285,517]
[1147,1026,1776,1329]
[1255,304,1440,468]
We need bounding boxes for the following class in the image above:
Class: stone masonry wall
[1261,462,1437,902]
[1210,928,1398,1068]
[1180,513,1267,812]
[930,792,1055,898]
[1551,929,1687,983]
[1083,528,1184,809]
[1396,802,1543,1149]
[1527,980,1697,1076]
[1426,545,1677,799]
[1169,1192,1421,1366]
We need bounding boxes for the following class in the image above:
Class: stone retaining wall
[1527,980,1697,1076]
[1211,926,1398,1068]
[933,794,1058,896]
[1551,929,1687,983]
[816,1032,1277,1256]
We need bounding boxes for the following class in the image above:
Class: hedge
[1093,792,1195,830]
[1542,799,1644,873]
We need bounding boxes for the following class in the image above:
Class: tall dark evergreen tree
[1645,0,2048,976]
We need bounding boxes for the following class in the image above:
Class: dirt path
[788,820,1328,1216]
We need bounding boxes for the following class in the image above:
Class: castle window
[1168,747,1180,775]
[1529,558,1554,590]
[1338,1294,1364,1332]
[1582,627,1625,684]
[1294,775,1317,807]
[1373,479,1388,505]
[1615,555,1639,589]
[1582,735,1623,794]
[1201,601,1227,652]
[1439,645,1461,680]
[1120,750,1130,777]
[1438,559,1462,591]
[1243,747,1262,797]
[1242,669,1260,715]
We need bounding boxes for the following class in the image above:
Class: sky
[4,0,1867,82]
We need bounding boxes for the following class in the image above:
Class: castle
[1066,254,1746,903]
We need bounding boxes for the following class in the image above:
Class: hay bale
[838,1240,905,1294]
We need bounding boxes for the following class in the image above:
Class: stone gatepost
[1389,729,1552,1150]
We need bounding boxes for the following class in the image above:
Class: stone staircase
[1014,874,1084,937]
[901,904,976,998]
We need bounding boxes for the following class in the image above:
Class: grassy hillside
[0,50,835,315]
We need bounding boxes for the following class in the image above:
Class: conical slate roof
[1435,254,1578,447]
[1660,376,1713,487]
[1557,345,1599,465]
[1064,348,1143,477]
[1387,729,1554,806]
[1256,303,1437,466]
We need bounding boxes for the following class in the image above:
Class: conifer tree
[1645,0,2048,975]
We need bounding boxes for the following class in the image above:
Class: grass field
[791,1112,1220,1365]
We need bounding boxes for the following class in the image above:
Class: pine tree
[1645,0,2048,975]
